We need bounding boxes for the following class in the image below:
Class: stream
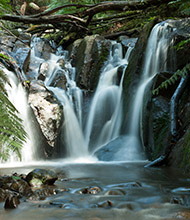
[0,162,190,220]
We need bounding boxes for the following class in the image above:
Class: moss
[90,39,111,90]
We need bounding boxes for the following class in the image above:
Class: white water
[119,21,175,159]
[3,69,38,162]
[46,42,132,159]
[85,43,129,153]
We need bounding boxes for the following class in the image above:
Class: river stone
[10,179,31,196]
[78,186,102,195]
[28,81,62,147]
[4,195,20,209]
[0,188,8,202]
[105,189,126,196]
[38,62,49,81]
[25,168,58,187]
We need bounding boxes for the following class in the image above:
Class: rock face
[28,81,62,148]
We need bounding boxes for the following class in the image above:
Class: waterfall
[3,69,38,162]
[1,21,175,163]
[85,43,129,153]
[117,21,175,160]
[46,42,133,159]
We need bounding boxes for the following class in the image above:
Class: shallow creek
[0,162,190,220]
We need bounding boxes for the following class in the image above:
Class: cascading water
[46,42,133,160]
[3,69,38,162]
[1,21,175,163]
[85,43,131,153]
[116,21,175,160]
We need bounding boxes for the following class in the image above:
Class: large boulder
[28,81,62,149]
[68,35,112,91]
[94,136,144,161]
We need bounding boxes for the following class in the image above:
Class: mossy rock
[25,168,58,187]
[69,35,111,91]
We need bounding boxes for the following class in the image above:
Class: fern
[0,67,27,161]
[153,63,190,95]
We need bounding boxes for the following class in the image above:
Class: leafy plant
[0,65,27,161]
[153,64,190,95]
[175,38,190,51]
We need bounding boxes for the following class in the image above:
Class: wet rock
[97,200,113,208]
[0,35,17,52]
[11,41,31,74]
[38,62,49,81]
[28,81,62,147]
[49,70,67,90]
[25,168,58,187]
[116,202,137,210]
[171,196,185,205]
[94,136,142,161]
[4,195,20,209]
[0,188,8,202]
[105,189,126,196]
[176,211,190,219]
[69,35,111,90]
[49,198,74,208]
[78,186,102,195]
[10,179,31,196]
[31,37,55,60]
[30,187,56,200]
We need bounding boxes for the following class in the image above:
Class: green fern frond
[0,67,27,161]
[153,64,190,95]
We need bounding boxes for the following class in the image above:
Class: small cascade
[119,21,175,160]
[3,69,38,162]
[85,43,129,153]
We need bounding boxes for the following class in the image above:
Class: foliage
[0,64,27,161]
[168,0,190,16]
[174,38,190,51]
[153,64,190,95]
[0,0,11,14]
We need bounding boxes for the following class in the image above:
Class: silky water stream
[0,22,190,219]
